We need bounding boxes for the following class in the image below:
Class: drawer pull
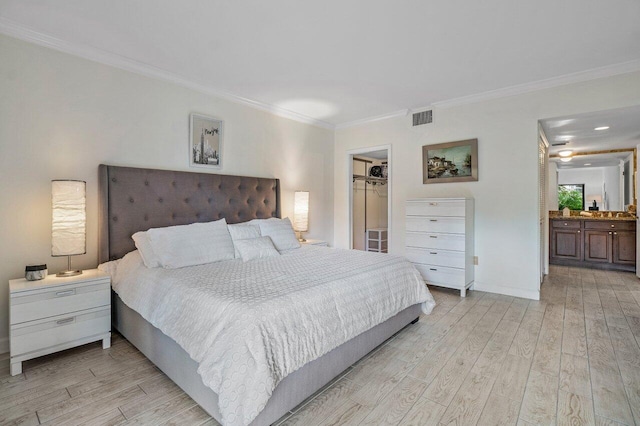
[429,235,438,239]
[429,268,437,271]
[430,251,438,255]
[614,232,617,235]
[55,290,76,297]
[611,224,615,228]
[56,317,75,325]
[429,219,438,222]
[609,232,613,235]
[429,202,438,206]
[564,223,568,226]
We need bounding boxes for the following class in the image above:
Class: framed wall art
[422,139,478,184]
[190,113,223,169]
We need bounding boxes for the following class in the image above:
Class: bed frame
[98,164,421,425]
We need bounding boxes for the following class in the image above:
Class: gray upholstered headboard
[98,165,281,262]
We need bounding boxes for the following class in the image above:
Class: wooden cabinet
[406,198,474,297]
[550,221,582,260]
[549,218,636,272]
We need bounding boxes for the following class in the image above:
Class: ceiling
[542,105,640,156]
[550,151,633,170]
[1,1,640,127]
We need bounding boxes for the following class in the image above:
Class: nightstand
[9,269,111,376]
[301,239,328,247]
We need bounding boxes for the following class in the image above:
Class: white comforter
[102,245,435,426]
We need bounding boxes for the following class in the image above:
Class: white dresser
[405,198,474,297]
[9,269,111,375]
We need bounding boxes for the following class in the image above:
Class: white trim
[337,60,640,129]
[433,60,640,109]
[0,17,335,130]
[347,144,392,252]
[0,337,8,354]
[336,110,409,130]
[472,281,540,301]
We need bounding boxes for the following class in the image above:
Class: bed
[97,164,433,426]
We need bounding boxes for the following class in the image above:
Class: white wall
[0,35,335,351]
[335,70,640,300]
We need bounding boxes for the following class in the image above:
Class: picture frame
[190,113,224,169]
[422,139,478,184]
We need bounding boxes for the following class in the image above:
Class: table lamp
[52,180,86,276]
[293,191,309,242]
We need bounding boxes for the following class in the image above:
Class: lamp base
[56,270,82,277]
[297,231,307,242]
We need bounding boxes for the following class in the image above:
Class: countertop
[549,215,636,222]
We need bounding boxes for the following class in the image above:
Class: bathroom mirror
[549,149,636,212]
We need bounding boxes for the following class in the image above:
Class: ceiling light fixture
[594,126,610,131]
[584,163,591,166]
[558,150,573,157]
[560,157,572,162]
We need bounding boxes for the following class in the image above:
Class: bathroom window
[558,184,585,211]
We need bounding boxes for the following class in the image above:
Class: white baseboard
[472,281,540,301]
[0,337,8,354]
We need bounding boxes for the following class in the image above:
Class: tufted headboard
[98,165,281,262]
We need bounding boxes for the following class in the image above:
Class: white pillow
[228,223,261,258]
[234,237,280,262]
[132,231,162,268]
[146,219,235,269]
[255,217,301,251]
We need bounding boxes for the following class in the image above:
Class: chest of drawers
[405,198,474,296]
[9,269,111,376]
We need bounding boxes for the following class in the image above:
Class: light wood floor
[2,265,640,425]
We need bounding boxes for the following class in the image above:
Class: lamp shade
[293,191,309,232]
[52,180,86,256]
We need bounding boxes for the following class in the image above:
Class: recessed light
[594,126,610,131]
[560,157,572,162]
[584,163,591,166]
[558,150,573,157]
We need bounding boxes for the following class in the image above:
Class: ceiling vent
[551,142,568,146]
[413,110,433,126]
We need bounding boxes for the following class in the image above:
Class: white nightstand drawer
[406,232,466,251]
[10,307,110,356]
[10,281,110,324]
[406,200,466,217]
[413,264,466,287]
[405,247,465,268]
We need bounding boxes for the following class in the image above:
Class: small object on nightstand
[9,269,111,376]
[301,239,328,247]
[25,264,47,281]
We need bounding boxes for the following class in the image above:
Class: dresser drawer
[406,232,466,251]
[11,281,110,324]
[405,247,465,268]
[406,217,465,234]
[413,264,466,287]
[10,307,110,356]
[406,200,466,217]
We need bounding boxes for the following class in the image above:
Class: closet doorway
[348,145,391,252]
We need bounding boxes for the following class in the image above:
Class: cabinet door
[613,231,636,265]
[584,230,611,263]
[551,229,582,260]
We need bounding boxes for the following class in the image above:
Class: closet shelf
[353,174,387,185]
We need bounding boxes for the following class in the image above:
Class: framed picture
[422,139,478,184]
[190,113,223,169]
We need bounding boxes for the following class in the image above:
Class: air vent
[413,110,433,126]
[551,142,568,146]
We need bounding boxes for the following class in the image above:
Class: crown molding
[335,109,409,130]
[433,59,640,109]
[0,17,335,130]
[338,60,640,130]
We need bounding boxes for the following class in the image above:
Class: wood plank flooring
[1,265,639,425]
